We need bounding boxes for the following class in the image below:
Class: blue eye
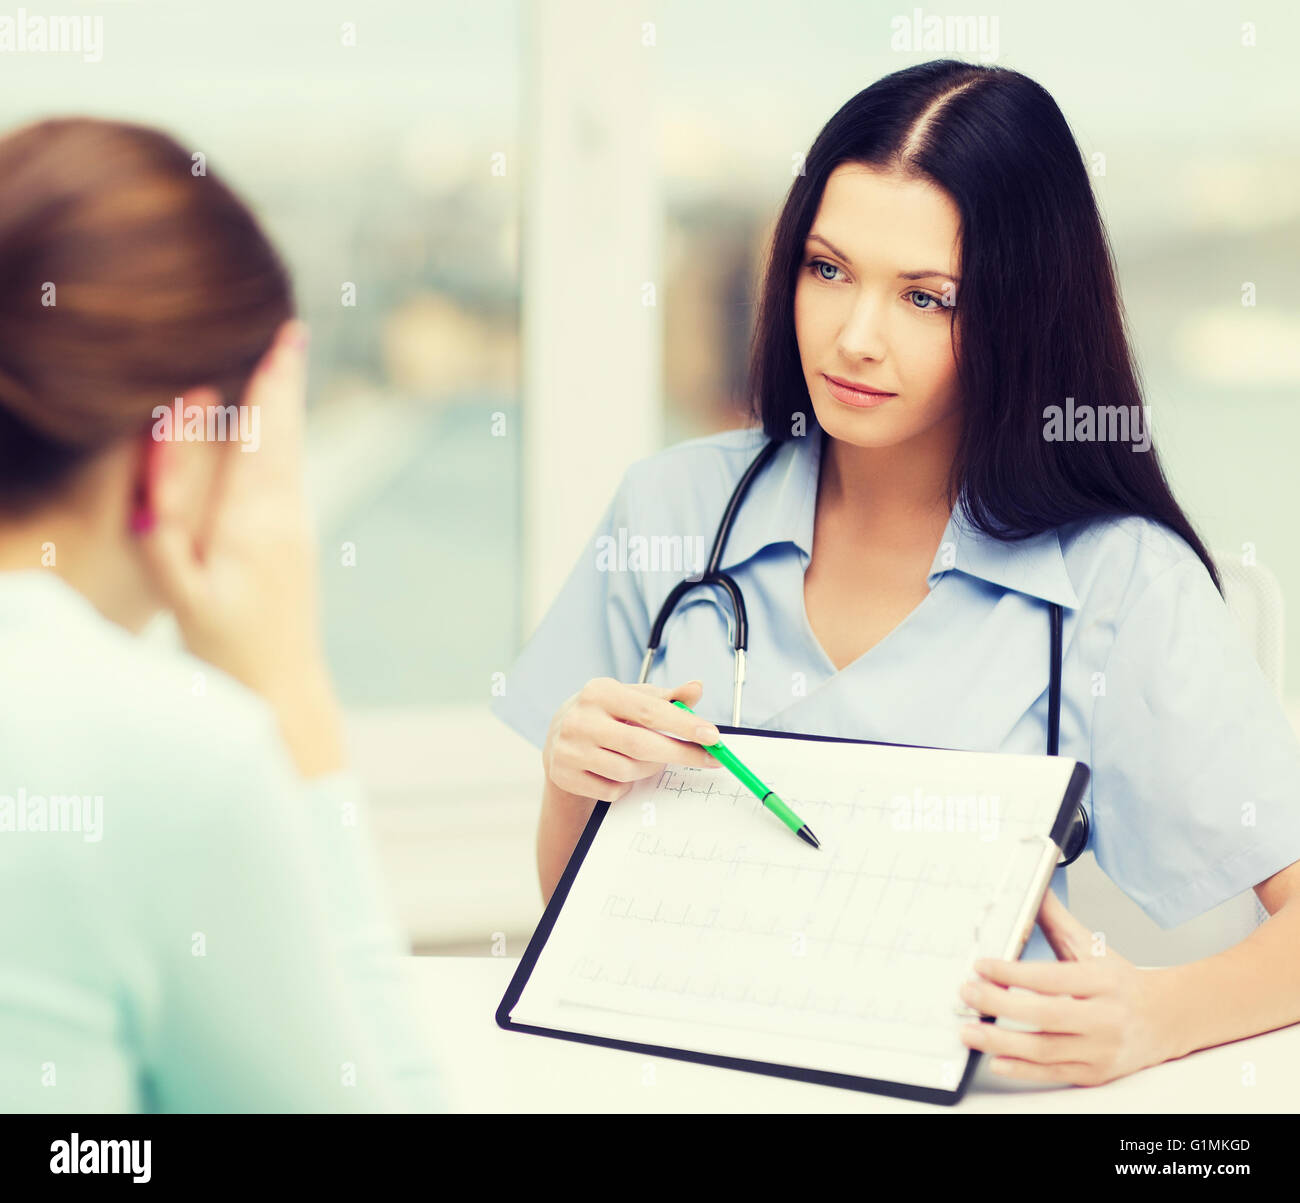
[906,289,951,313]
[806,258,843,283]
[806,260,955,313]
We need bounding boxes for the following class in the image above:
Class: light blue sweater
[0,570,441,1112]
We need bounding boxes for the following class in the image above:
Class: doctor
[491,59,1300,1087]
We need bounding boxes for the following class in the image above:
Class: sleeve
[489,471,652,750]
[142,710,443,1113]
[294,771,442,1109]
[1089,556,1300,929]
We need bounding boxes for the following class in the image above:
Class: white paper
[511,734,1078,1093]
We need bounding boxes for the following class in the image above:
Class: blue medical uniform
[491,423,1300,963]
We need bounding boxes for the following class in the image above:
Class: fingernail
[696,726,720,744]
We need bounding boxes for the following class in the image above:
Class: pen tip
[797,826,820,849]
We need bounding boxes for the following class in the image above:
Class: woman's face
[793,162,964,452]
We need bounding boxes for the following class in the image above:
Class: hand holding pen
[671,701,820,849]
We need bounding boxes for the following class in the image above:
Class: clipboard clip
[954,832,1059,1018]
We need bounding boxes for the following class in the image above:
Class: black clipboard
[496,724,1091,1106]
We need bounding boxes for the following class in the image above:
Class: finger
[556,768,634,804]
[1036,889,1094,961]
[960,1023,1089,1065]
[617,678,705,710]
[618,677,703,699]
[667,678,705,703]
[972,956,1106,998]
[598,679,721,744]
[981,1056,1099,1084]
[960,975,1096,1034]
[582,745,666,785]
[588,712,722,769]
[228,319,308,486]
[136,516,202,619]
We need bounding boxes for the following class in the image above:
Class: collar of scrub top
[715,424,1082,610]
[657,424,1089,868]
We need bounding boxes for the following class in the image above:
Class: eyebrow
[806,233,960,283]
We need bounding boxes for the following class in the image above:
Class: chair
[1064,546,1283,965]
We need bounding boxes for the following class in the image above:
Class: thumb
[665,678,705,705]
[1036,888,1096,962]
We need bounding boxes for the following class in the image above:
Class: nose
[836,289,889,363]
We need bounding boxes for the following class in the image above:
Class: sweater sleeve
[292,769,442,1110]
[126,704,444,1114]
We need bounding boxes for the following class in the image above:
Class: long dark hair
[747,58,1222,595]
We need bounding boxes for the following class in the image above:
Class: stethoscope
[635,436,1090,868]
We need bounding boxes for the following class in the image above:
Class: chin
[808,398,917,450]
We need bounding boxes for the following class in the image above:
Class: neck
[818,414,962,538]
[0,492,148,631]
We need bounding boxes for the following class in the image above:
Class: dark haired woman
[0,118,439,1111]
[491,60,1300,1087]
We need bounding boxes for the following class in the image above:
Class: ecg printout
[511,734,1081,1092]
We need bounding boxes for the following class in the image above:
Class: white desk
[410,956,1300,1112]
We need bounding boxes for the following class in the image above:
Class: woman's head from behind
[751,58,1222,592]
[0,116,294,623]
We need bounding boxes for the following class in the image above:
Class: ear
[130,387,226,536]
[130,412,169,534]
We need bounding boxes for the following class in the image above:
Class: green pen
[671,700,821,849]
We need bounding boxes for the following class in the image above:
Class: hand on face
[134,319,331,708]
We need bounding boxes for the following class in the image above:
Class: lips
[824,373,894,396]
[822,373,896,409]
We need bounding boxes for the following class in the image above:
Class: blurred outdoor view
[3,0,1297,708]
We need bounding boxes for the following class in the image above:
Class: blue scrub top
[492,423,1300,962]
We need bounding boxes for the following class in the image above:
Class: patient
[0,117,440,1111]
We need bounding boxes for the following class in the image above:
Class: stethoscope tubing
[635,434,1088,866]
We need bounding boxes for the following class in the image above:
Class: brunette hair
[0,116,293,512]
[747,59,1222,594]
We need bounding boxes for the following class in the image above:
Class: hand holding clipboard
[500,725,1088,1106]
